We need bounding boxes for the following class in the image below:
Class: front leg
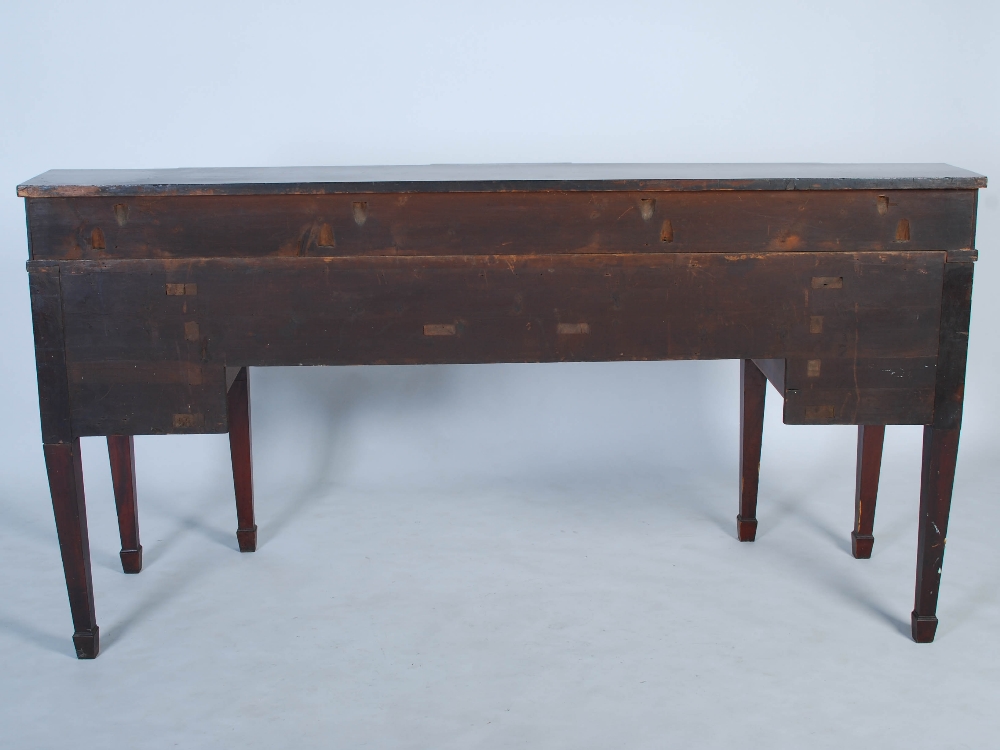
[911,261,973,642]
[912,427,960,642]
[44,440,99,658]
[31,262,100,658]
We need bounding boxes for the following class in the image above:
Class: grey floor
[2,362,999,748]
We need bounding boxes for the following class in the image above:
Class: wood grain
[26,190,976,260]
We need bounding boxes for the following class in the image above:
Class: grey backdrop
[2,2,998,747]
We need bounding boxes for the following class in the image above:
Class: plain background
[1,2,998,747]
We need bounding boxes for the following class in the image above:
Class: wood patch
[896,219,911,242]
[352,201,368,226]
[811,276,843,289]
[660,219,673,243]
[423,323,456,336]
[557,323,590,335]
[113,203,129,226]
[809,316,824,334]
[806,359,821,377]
[640,198,655,221]
[172,413,204,429]
[317,223,336,247]
[165,283,197,296]
[804,405,836,420]
[184,321,200,342]
[90,227,105,250]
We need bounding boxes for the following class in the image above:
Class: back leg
[852,425,885,559]
[228,367,257,552]
[738,359,767,542]
[108,435,142,573]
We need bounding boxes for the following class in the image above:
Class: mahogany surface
[852,425,885,559]
[20,163,983,657]
[738,360,766,542]
[107,435,141,573]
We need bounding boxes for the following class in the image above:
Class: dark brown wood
[28,262,72,443]
[227,367,256,552]
[19,164,985,655]
[932,263,974,430]
[912,426,960,642]
[107,435,142,573]
[738,359,767,542]
[752,358,785,394]
[852,425,885,559]
[16,163,987,198]
[782,357,938,425]
[43,440,99,658]
[910,260,974,642]
[24,189,977,261]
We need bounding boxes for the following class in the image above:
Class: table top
[17,163,986,197]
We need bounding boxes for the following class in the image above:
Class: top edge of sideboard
[17,163,987,198]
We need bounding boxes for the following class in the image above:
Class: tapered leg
[852,425,885,559]
[911,426,960,642]
[228,367,257,552]
[44,440,99,659]
[107,435,142,573]
[738,359,766,541]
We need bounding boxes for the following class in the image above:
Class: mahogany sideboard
[19,163,985,658]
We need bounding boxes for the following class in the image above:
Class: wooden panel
[53,251,945,431]
[752,358,785,394]
[67,363,227,436]
[26,189,976,260]
[56,252,944,367]
[782,357,937,425]
[931,262,973,429]
[27,262,73,443]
